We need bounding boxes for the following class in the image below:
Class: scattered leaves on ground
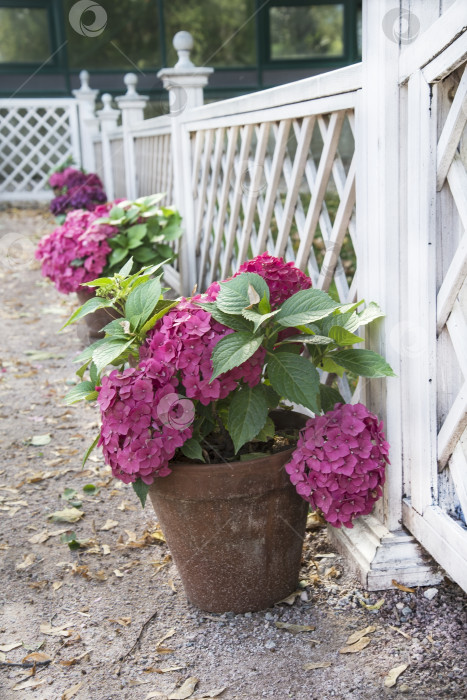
[339,636,372,654]
[40,622,73,637]
[100,518,119,531]
[30,434,51,446]
[168,676,199,699]
[303,661,332,670]
[392,580,416,593]
[47,508,84,523]
[0,642,22,652]
[384,663,409,687]
[62,682,84,699]
[344,625,376,646]
[12,678,46,691]
[15,553,36,570]
[358,597,385,611]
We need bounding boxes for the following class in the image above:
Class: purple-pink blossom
[49,168,107,215]
[285,403,389,528]
[35,204,115,294]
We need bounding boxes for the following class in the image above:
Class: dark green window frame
[0,0,67,70]
[258,0,360,70]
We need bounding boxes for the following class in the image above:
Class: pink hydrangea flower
[285,403,389,528]
[35,203,115,294]
[97,367,193,485]
[203,252,311,308]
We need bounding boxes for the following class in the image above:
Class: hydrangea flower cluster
[97,367,193,485]
[98,300,265,483]
[204,251,312,307]
[35,204,115,294]
[285,403,389,528]
[49,167,107,216]
[140,299,265,405]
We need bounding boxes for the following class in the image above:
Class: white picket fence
[1,1,466,593]
[0,98,81,200]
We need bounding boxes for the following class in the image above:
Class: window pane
[269,4,344,60]
[65,0,161,70]
[0,8,51,63]
[164,0,256,67]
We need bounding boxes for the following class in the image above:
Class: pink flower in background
[285,403,389,528]
[35,203,115,294]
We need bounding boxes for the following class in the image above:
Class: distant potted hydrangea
[48,166,107,220]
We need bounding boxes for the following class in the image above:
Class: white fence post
[97,94,120,201]
[327,0,443,590]
[158,31,214,295]
[116,73,148,200]
[72,70,99,172]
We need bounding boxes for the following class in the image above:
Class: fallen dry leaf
[30,434,51,446]
[100,519,119,531]
[388,625,411,640]
[276,590,302,605]
[102,544,111,555]
[275,622,315,634]
[194,689,227,699]
[22,651,52,664]
[168,677,199,700]
[156,629,176,647]
[144,665,186,674]
[13,678,46,691]
[47,508,84,523]
[15,553,36,571]
[62,682,84,699]
[345,625,376,646]
[0,642,22,652]
[392,579,416,593]
[358,597,385,611]
[114,569,124,578]
[303,661,332,670]
[109,616,131,626]
[59,649,91,666]
[306,511,326,529]
[28,530,50,544]
[40,622,73,637]
[339,636,372,654]
[384,663,409,688]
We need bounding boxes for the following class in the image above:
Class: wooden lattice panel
[134,134,173,203]
[0,100,80,198]
[109,138,126,199]
[435,61,467,524]
[190,109,357,300]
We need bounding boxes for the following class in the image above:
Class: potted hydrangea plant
[35,194,182,338]
[48,165,107,221]
[63,253,393,612]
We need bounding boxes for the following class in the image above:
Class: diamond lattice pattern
[190,110,356,302]
[0,105,76,194]
[435,61,467,525]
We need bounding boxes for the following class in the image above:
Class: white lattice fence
[109,137,126,199]
[0,99,80,200]
[188,102,357,302]
[134,132,173,202]
[436,61,467,525]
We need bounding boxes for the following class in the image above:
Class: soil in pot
[148,410,308,614]
[76,289,121,342]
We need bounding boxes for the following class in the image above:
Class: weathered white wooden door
[400,6,467,591]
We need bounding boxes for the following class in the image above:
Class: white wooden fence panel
[0,98,80,200]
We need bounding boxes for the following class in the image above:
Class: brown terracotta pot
[76,289,121,341]
[148,410,308,613]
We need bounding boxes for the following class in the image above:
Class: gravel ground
[0,208,466,700]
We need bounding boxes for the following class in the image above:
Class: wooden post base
[327,514,443,591]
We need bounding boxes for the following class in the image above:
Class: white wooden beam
[436,64,467,190]
[399,1,467,83]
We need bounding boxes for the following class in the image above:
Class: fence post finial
[173,31,194,69]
